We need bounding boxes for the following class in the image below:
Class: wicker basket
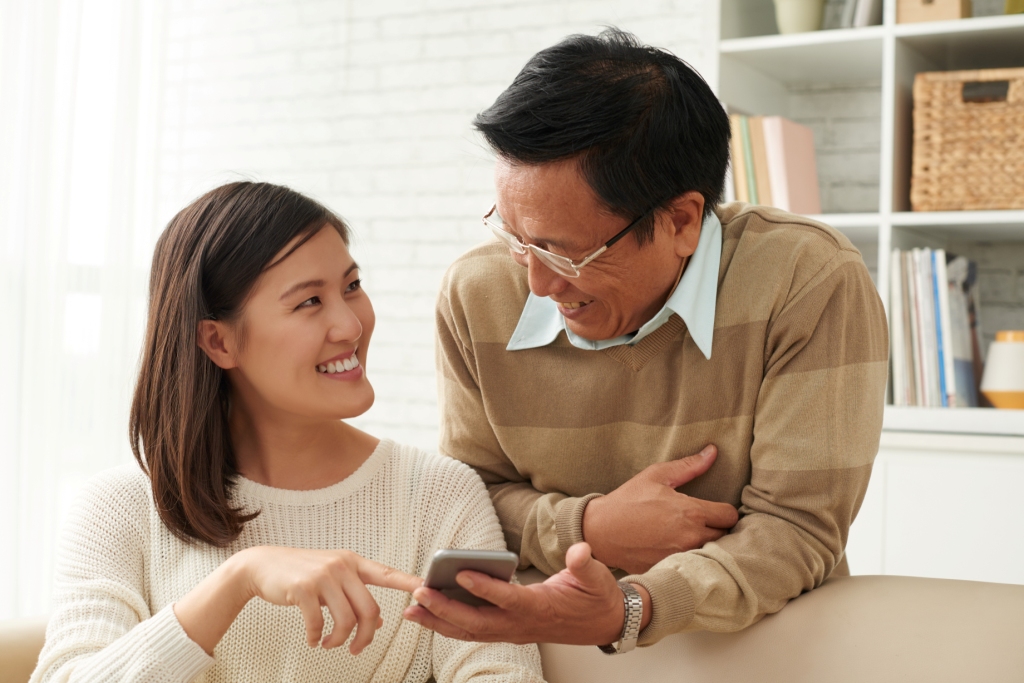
[910,67,1024,212]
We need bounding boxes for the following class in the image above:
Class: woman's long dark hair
[129,182,350,546]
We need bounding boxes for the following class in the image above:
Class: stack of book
[729,114,822,215]
[821,0,883,29]
[889,248,985,408]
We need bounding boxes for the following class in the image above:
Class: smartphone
[423,549,519,607]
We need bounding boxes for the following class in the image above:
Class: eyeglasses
[482,204,653,279]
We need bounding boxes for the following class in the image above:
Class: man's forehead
[494,159,615,247]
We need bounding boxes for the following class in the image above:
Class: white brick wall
[156,0,719,450]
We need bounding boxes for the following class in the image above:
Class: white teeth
[319,355,360,375]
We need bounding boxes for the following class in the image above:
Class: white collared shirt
[505,211,722,360]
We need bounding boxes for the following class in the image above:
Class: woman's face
[204,225,375,422]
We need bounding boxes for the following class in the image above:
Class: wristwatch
[598,582,643,655]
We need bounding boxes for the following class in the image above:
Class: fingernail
[702,446,714,457]
[457,574,474,589]
[418,593,432,608]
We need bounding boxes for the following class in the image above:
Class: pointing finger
[356,557,423,593]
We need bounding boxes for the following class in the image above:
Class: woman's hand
[243,547,422,651]
[174,546,422,656]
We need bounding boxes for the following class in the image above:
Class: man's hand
[583,445,740,574]
[403,543,633,645]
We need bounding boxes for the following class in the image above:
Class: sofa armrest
[0,618,47,683]
[531,574,1024,683]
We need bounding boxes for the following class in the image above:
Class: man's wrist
[579,494,609,562]
[567,493,604,553]
[598,582,643,655]
[630,583,653,630]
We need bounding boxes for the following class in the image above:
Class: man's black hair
[474,28,731,245]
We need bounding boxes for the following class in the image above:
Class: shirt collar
[506,211,721,359]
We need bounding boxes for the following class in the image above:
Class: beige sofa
[3,576,1023,683]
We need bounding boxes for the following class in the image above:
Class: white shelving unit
[717,1,1024,437]
[716,1,1024,583]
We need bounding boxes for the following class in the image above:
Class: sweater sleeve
[423,462,545,683]
[30,469,214,683]
[436,286,591,576]
[623,250,889,643]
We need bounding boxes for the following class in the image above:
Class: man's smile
[555,300,593,310]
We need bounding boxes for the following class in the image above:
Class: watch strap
[598,581,643,655]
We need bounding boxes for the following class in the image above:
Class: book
[890,249,907,406]
[900,250,918,406]
[931,250,950,407]
[915,248,942,406]
[729,114,750,203]
[946,255,979,407]
[727,114,821,214]
[934,250,957,407]
[840,0,859,28]
[821,0,847,29]
[963,259,987,402]
[748,116,773,208]
[761,116,822,214]
[853,0,883,27]
[739,116,758,204]
[888,247,983,408]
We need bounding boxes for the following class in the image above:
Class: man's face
[494,158,703,341]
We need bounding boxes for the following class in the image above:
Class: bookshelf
[716,1,1024,439]
[715,1,1024,584]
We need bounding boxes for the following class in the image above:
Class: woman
[31,182,544,683]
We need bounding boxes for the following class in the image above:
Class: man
[403,29,887,653]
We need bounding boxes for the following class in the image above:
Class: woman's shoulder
[383,440,488,501]
[79,462,152,501]
[57,464,154,562]
[68,463,154,531]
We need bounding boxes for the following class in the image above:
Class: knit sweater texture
[31,440,544,683]
[435,202,889,645]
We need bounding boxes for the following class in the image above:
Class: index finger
[356,557,423,593]
[699,500,740,529]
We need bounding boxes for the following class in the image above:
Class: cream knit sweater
[30,440,544,683]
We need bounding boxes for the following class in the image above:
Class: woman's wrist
[174,550,255,654]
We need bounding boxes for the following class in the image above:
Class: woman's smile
[317,351,363,381]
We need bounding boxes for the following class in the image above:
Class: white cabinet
[847,431,1024,584]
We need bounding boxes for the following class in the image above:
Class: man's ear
[666,191,705,259]
[197,319,239,370]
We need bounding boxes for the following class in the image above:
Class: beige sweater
[435,203,889,645]
[31,440,544,682]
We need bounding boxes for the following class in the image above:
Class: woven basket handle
[962,80,1010,104]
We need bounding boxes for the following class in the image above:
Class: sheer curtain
[0,0,166,619]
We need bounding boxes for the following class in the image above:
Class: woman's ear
[197,320,239,369]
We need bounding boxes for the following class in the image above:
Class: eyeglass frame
[482,203,657,279]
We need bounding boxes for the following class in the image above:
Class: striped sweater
[435,202,888,644]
